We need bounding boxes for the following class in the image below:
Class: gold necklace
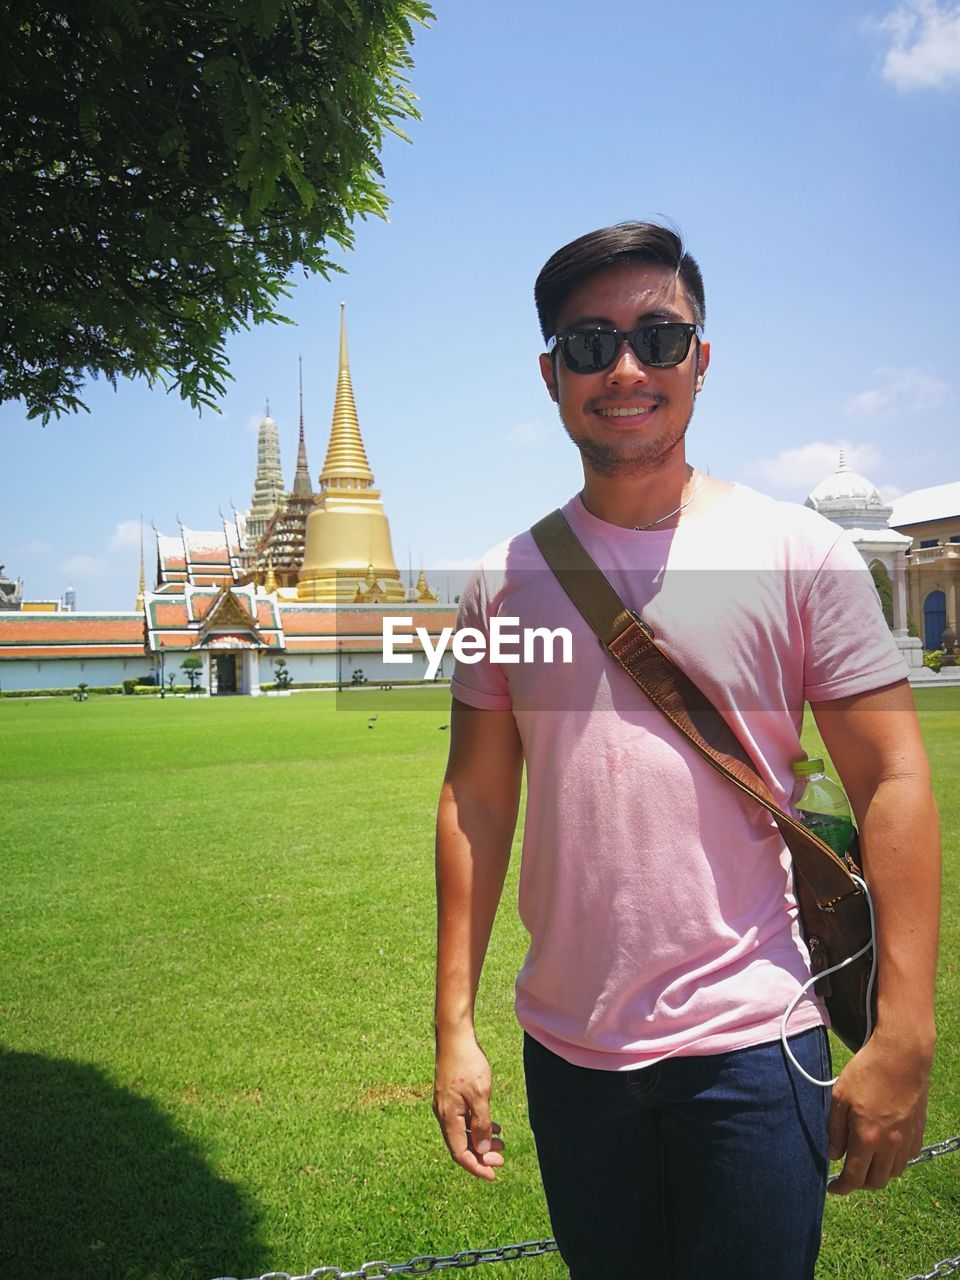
[632,473,702,530]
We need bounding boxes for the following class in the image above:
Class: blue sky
[2,0,958,610]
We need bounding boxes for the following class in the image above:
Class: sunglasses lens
[560,330,619,372]
[634,325,691,367]
[559,325,695,372]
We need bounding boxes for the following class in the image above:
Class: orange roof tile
[155,633,196,649]
[152,602,189,627]
[3,646,146,659]
[277,608,457,637]
[0,616,144,644]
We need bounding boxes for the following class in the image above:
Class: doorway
[215,653,238,694]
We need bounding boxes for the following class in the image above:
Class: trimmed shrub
[1,687,78,698]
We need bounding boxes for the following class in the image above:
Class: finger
[468,1121,505,1168]
[827,1147,872,1195]
[457,1149,497,1180]
[863,1151,898,1191]
[470,1097,493,1155]
[441,1115,497,1181]
[826,1097,849,1162]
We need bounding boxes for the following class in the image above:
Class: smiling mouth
[595,404,657,418]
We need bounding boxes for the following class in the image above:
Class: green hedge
[0,685,124,698]
[123,677,159,694]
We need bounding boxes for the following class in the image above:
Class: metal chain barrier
[907,1134,960,1166]
[213,1240,559,1280]
[215,1135,959,1280]
[904,1257,960,1280]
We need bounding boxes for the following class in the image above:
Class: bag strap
[530,507,862,911]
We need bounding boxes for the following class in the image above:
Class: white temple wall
[0,655,154,692]
[257,648,451,687]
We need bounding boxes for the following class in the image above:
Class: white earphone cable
[780,874,877,1088]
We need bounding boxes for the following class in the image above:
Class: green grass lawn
[1,687,957,1280]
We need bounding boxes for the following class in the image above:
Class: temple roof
[276,605,455,637]
[156,527,238,589]
[0,612,145,659]
[889,481,960,528]
[144,583,283,652]
[805,449,886,512]
[0,597,459,661]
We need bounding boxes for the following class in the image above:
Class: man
[432,222,940,1279]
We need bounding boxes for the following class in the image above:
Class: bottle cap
[792,757,825,776]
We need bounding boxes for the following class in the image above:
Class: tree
[1,0,433,422]
[273,656,292,689]
[181,655,203,691]
[869,561,894,630]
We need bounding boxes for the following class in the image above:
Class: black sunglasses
[547,322,699,373]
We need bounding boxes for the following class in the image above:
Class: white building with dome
[805,450,923,672]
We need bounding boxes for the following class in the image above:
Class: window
[920,538,938,549]
[924,590,947,650]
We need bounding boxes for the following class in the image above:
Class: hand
[433,1034,506,1181]
[827,1028,933,1195]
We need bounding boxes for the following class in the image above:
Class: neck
[579,453,698,530]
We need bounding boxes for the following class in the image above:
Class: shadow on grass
[0,1048,267,1280]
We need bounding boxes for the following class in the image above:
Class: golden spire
[416,565,438,603]
[291,354,313,498]
[318,303,374,489]
[296,303,406,603]
[264,552,278,594]
[135,516,146,612]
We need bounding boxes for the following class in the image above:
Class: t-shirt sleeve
[449,566,513,711]
[802,532,908,701]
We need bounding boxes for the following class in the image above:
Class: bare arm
[433,698,523,1181]
[811,678,941,1194]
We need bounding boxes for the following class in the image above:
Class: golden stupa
[297,305,406,603]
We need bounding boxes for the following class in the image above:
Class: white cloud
[60,555,111,578]
[246,413,264,435]
[507,420,548,446]
[108,519,143,552]
[878,483,905,503]
[878,0,960,89]
[741,441,883,493]
[847,366,950,415]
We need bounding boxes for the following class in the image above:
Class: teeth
[598,406,653,417]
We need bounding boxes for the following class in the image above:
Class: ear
[539,351,559,403]
[694,339,711,391]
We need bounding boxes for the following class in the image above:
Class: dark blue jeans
[524,1027,831,1280]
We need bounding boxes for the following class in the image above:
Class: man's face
[539,262,710,477]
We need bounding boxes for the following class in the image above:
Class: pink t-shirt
[451,485,908,1070]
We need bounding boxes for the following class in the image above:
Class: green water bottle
[792,757,855,857]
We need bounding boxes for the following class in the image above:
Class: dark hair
[534,221,705,341]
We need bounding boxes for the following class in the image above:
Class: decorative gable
[199,586,261,639]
